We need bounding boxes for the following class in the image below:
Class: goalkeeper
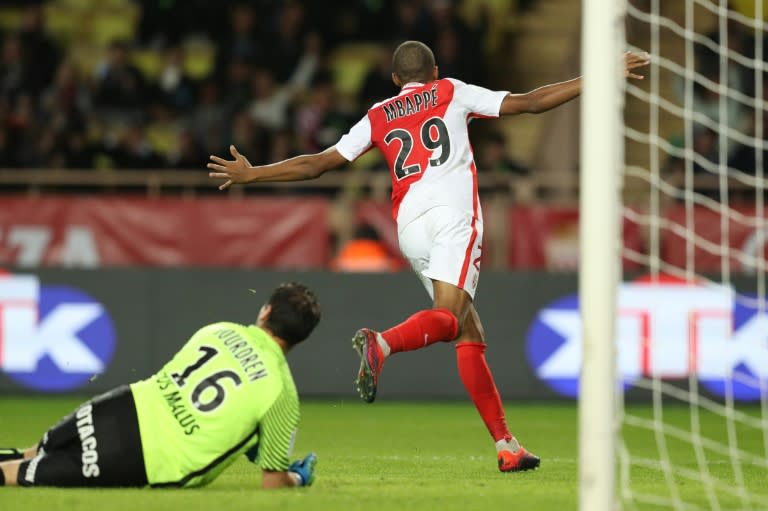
[0,282,320,490]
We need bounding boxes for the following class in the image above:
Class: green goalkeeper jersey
[130,322,300,487]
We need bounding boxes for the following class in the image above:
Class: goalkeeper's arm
[261,453,317,489]
[248,386,313,489]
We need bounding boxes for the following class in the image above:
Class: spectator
[62,131,97,169]
[477,132,528,175]
[18,5,60,95]
[222,57,254,115]
[291,32,322,88]
[0,128,11,167]
[104,123,164,169]
[33,125,66,168]
[676,31,751,162]
[248,37,318,133]
[728,80,768,180]
[230,111,269,164]
[267,2,306,82]
[434,30,467,80]
[94,41,147,113]
[0,34,28,102]
[135,0,224,47]
[39,60,91,132]
[358,1,398,42]
[189,79,229,155]
[136,0,185,47]
[392,1,436,48]
[294,78,352,154]
[249,68,293,131]
[5,94,33,167]
[663,127,720,199]
[331,224,403,272]
[358,45,400,108]
[0,0,508,177]
[152,46,196,113]
[430,0,487,82]
[268,129,297,163]
[216,3,267,74]
[168,130,208,169]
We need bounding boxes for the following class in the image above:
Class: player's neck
[271,334,291,353]
[258,324,291,353]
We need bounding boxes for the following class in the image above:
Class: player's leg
[421,211,539,472]
[1,400,82,487]
[0,446,37,463]
[0,459,23,486]
[10,386,148,488]
[377,215,464,356]
[0,399,89,465]
[352,298,459,402]
[353,209,461,402]
[0,443,59,486]
[0,399,83,487]
[455,303,540,472]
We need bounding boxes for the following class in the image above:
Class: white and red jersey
[335,78,509,228]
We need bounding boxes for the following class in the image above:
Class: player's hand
[624,51,650,80]
[207,145,254,190]
[288,453,317,487]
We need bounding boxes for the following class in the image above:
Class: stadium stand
[0,1,542,267]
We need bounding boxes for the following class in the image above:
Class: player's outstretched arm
[499,51,650,115]
[208,145,348,191]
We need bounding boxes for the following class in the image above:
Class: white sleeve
[449,78,509,118]
[335,115,372,162]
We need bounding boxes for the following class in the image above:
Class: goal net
[581,0,768,510]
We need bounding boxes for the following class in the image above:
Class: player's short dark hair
[392,40,436,83]
[264,282,321,347]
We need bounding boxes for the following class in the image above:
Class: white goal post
[578,0,626,510]
[580,0,768,509]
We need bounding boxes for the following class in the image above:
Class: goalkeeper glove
[288,453,317,487]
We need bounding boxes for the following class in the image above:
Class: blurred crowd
[665,11,768,190]
[0,0,524,173]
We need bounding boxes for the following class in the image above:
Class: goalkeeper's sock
[380,308,458,355]
[456,341,512,443]
[0,448,23,463]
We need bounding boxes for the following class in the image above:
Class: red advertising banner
[508,206,643,270]
[662,204,768,273]
[0,197,330,268]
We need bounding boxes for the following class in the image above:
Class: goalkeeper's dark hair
[265,282,321,346]
[392,40,436,84]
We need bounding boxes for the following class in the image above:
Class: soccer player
[0,282,320,489]
[207,41,650,472]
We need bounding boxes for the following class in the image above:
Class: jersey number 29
[384,117,451,180]
[171,346,242,413]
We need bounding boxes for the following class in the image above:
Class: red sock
[381,308,458,354]
[456,342,511,442]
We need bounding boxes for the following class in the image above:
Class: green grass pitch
[1,397,766,510]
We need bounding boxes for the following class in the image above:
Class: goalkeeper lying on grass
[0,282,320,489]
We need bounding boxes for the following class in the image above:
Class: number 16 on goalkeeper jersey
[0,283,321,490]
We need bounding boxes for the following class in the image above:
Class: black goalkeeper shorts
[17,385,148,487]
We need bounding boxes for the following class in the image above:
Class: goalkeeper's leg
[0,447,37,486]
[2,386,148,488]
[0,447,36,463]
